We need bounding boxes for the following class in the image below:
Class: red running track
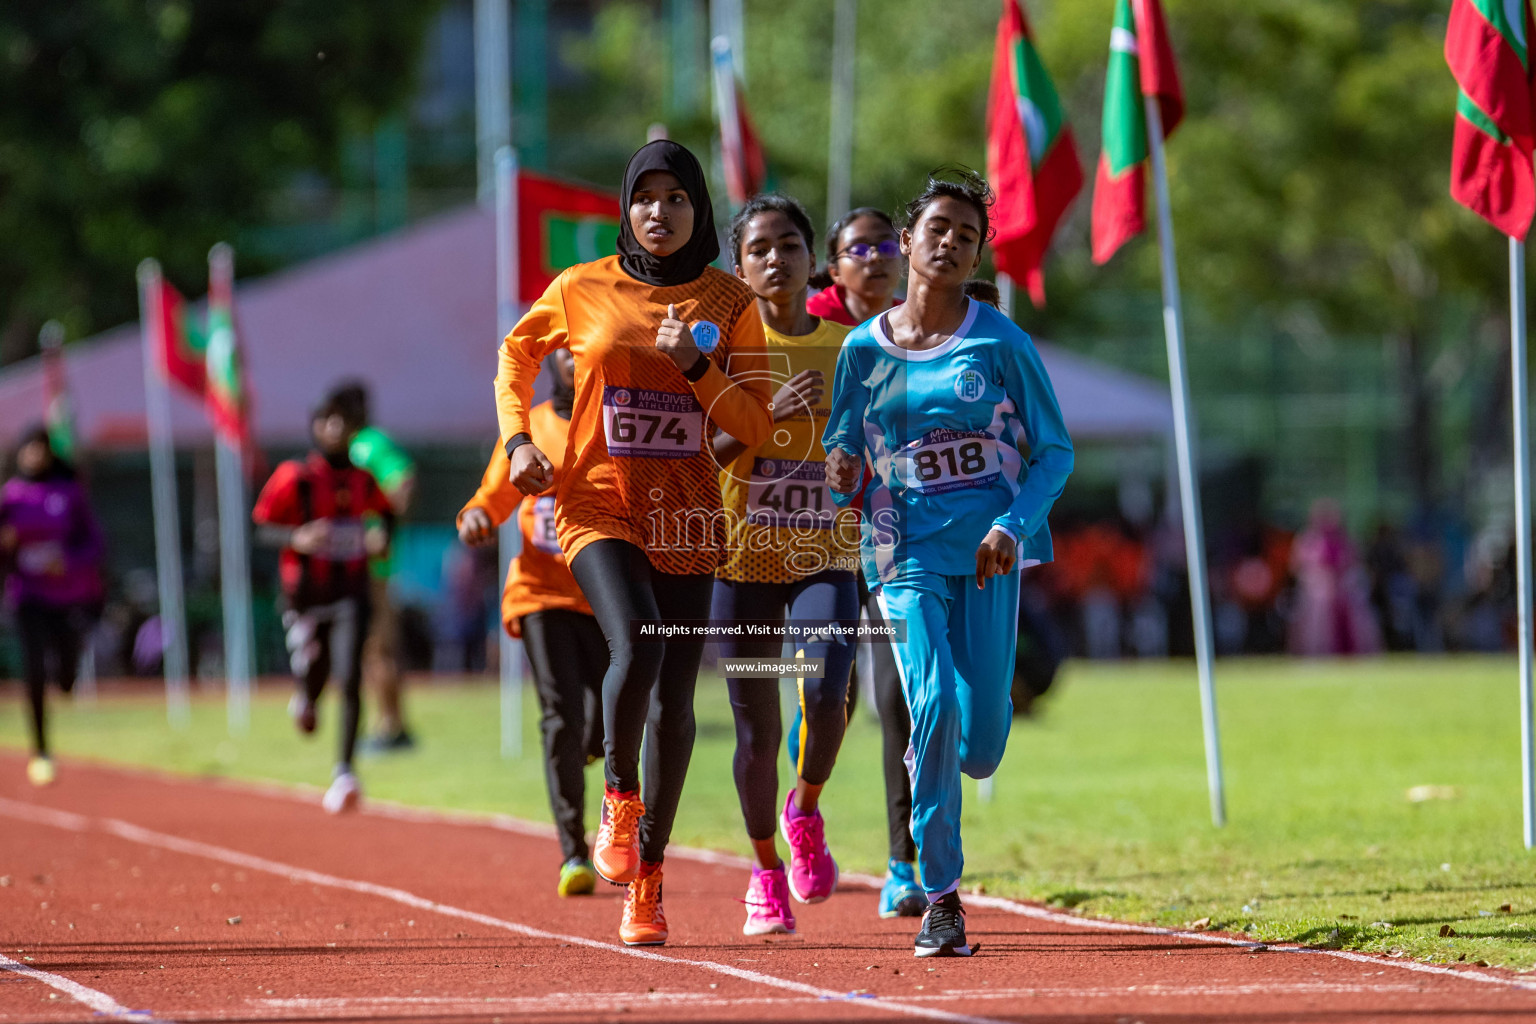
[1,753,1534,1023]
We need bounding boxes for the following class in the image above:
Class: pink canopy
[0,205,499,448]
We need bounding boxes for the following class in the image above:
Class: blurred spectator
[0,425,105,784]
[1367,521,1417,651]
[1288,499,1382,656]
[330,380,419,752]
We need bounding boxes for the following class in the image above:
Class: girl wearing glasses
[823,170,1073,957]
[808,207,929,920]
[807,208,904,327]
[712,194,860,936]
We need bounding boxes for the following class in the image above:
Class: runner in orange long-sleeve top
[461,349,604,899]
[494,140,772,947]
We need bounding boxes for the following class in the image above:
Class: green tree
[0,0,440,363]
[738,0,1507,508]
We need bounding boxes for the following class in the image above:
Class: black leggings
[284,596,371,769]
[16,602,85,757]
[857,577,917,863]
[521,608,607,862]
[711,573,858,841]
[568,539,714,863]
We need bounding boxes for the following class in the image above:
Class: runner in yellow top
[710,194,859,936]
[495,140,773,947]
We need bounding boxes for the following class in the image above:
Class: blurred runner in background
[0,425,105,787]
[330,381,418,751]
[459,348,606,898]
[712,194,858,937]
[253,395,394,814]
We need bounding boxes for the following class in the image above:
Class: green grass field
[4,657,1535,970]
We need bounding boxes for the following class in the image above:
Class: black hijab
[616,140,719,287]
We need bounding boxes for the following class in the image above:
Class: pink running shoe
[779,792,839,904]
[742,864,796,936]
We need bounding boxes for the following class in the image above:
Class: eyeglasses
[835,239,901,262]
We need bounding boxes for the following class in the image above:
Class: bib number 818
[914,440,989,482]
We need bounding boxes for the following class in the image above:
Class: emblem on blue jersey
[954,368,987,402]
[691,320,722,354]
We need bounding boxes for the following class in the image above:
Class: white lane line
[252,992,823,1012]
[16,769,1536,997]
[178,781,1536,996]
[0,799,1004,1024]
[938,886,1536,994]
[0,952,167,1021]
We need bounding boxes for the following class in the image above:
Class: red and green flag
[1090,0,1184,265]
[150,278,209,397]
[517,171,621,304]
[40,325,76,462]
[1446,0,1536,238]
[986,0,1084,307]
[204,256,251,449]
[720,81,767,208]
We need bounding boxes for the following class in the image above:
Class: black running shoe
[914,891,973,958]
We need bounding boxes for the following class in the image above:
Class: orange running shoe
[594,786,644,885]
[620,861,667,946]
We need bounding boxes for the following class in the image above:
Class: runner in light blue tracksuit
[823,170,1072,957]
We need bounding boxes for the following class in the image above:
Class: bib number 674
[610,411,689,447]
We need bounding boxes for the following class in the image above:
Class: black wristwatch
[504,432,532,459]
[682,352,710,382]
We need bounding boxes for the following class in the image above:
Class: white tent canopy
[0,205,1172,448]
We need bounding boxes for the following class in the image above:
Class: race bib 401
[897,429,1002,495]
[602,386,703,459]
[746,458,833,529]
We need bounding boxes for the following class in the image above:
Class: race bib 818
[897,429,1002,495]
[601,386,703,459]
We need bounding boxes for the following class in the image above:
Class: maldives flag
[205,247,251,449]
[1446,0,1536,238]
[517,171,621,304]
[150,278,209,397]
[40,326,75,462]
[1090,0,1184,265]
[986,0,1084,307]
[720,82,767,207]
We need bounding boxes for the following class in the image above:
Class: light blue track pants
[875,568,1020,898]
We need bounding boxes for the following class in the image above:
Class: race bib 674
[602,386,703,459]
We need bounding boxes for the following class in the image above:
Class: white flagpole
[496,145,523,760]
[826,0,857,221]
[40,319,96,705]
[1145,96,1226,827]
[997,274,1017,320]
[711,35,744,208]
[1510,235,1535,849]
[473,0,510,205]
[209,243,255,736]
[136,260,192,729]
